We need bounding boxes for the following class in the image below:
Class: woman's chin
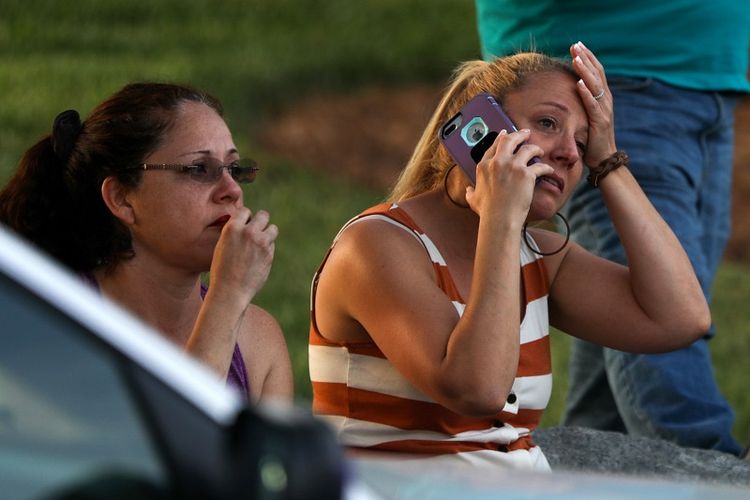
[527,204,558,223]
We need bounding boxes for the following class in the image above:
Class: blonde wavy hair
[388,52,576,202]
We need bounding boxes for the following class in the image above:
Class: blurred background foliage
[1,0,747,442]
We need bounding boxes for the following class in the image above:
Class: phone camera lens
[461,117,488,146]
[441,114,463,139]
[470,127,484,142]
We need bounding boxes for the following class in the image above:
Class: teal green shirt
[475,0,750,92]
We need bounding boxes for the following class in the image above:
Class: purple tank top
[81,273,250,397]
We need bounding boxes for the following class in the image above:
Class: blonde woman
[309,45,708,470]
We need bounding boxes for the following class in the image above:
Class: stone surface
[534,426,750,487]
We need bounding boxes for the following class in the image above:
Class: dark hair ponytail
[0,82,223,272]
[0,129,84,267]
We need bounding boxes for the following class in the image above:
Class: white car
[0,225,344,500]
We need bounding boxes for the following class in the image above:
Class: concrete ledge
[535,426,750,487]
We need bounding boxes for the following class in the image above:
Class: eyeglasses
[131,159,260,184]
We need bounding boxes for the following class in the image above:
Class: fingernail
[499,129,508,135]
[577,78,586,88]
[520,128,530,134]
[579,41,587,50]
[575,55,582,65]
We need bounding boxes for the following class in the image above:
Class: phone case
[439,93,518,185]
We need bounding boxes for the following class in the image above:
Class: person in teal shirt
[475,0,749,456]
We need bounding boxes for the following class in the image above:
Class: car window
[0,272,170,500]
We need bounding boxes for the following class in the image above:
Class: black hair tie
[523,212,570,256]
[51,109,82,163]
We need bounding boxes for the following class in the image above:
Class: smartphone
[439,92,535,184]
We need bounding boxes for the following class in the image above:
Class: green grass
[2,0,748,446]
[711,262,750,442]
[247,156,383,396]
[0,0,481,171]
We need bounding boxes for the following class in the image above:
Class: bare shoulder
[237,304,293,401]
[318,214,436,317]
[314,210,442,345]
[325,215,431,277]
[237,304,287,355]
[526,226,580,279]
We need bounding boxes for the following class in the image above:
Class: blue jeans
[561,77,742,455]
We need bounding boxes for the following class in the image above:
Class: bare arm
[318,220,521,417]
[544,167,710,351]
[545,43,710,350]
[186,207,279,379]
[238,305,293,403]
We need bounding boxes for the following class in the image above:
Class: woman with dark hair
[0,82,293,402]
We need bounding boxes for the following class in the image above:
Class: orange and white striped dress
[309,203,552,470]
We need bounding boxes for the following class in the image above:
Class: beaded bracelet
[587,151,629,187]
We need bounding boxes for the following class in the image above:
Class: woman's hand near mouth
[207,206,279,311]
